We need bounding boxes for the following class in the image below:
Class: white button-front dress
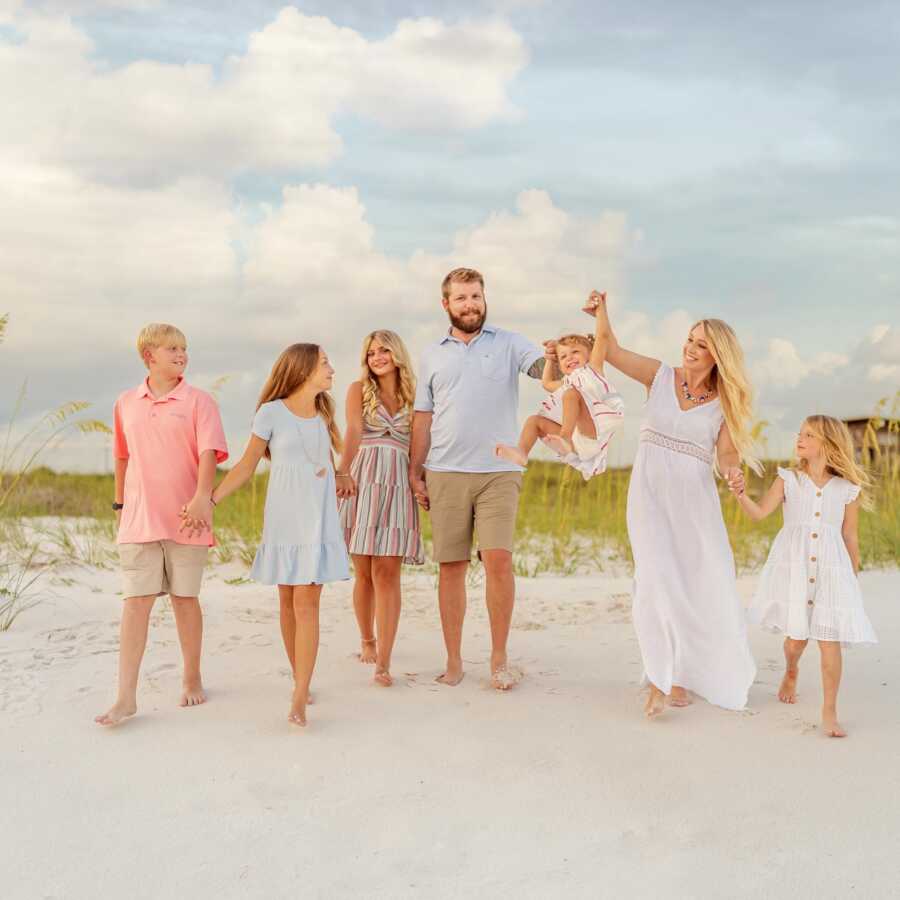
[626,364,756,710]
[749,468,876,647]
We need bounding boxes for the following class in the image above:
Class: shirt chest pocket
[479,351,506,381]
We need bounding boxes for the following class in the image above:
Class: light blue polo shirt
[414,325,543,473]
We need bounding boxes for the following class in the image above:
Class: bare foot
[288,688,308,727]
[778,668,799,703]
[359,638,377,664]
[94,699,137,726]
[435,662,464,686]
[644,685,665,719]
[495,444,528,467]
[180,679,207,707]
[490,652,522,691]
[668,686,692,707]
[374,668,393,687]
[543,434,573,457]
[822,710,847,738]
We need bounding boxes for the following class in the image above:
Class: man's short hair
[441,268,484,300]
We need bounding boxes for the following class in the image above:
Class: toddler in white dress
[495,292,625,480]
[730,415,876,738]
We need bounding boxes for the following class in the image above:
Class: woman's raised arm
[583,291,660,389]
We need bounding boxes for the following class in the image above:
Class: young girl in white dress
[495,292,625,479]
[730,415,876,738]
[209,343,350,728]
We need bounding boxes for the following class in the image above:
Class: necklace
[296,417,327,478]
[681,378,712,405]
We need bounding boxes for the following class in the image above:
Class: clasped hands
[335,473,358,499]
[542,290,607,360]
[179,495,214,538]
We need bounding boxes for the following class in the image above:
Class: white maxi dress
[626,364,756,710]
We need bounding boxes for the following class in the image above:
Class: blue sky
[1,0,897,469]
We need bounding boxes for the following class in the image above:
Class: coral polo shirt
[113,378,228,546]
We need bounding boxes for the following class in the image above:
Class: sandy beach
[2,546,898,900]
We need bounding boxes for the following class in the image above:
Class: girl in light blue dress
[210,343,349,727]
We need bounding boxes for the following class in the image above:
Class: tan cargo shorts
[424,470,522,563]
[119,540,209,599]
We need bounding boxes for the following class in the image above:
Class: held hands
[725,467,745,497]
[582,290,606,317]
[179,495,213,538]
[335,473,357,499]
[542,339,558,362]
[409,473,429,511]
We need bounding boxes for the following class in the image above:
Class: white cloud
[753,337,850,389]
[0,8,526,184]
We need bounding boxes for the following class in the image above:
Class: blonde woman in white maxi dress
[585,292,758,717]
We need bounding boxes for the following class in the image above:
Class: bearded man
[409,267,545,690]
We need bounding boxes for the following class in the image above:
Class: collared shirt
[113,378,228,545]
[414,325,543,473]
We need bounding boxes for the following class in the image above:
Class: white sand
[2,546,899,899]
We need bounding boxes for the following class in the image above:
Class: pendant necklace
[296,417,328,478]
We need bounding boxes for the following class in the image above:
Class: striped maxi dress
[339,403,424,565]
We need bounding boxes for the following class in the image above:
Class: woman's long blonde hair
[694,319,762,474]
[359,330,416,423]
[256,343,341,458]
[796,415,873,507]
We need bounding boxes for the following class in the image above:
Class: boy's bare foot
[288,688,308,727]
[490,652,522,691]
[435,662,464,686]
[644,685,665,719]
[494,444,528,467]
[669,686,692,707]
[94,699,137,726]
[778,668,799,703]
[822,710,847,738]
[543,434,573,457]
[359,638,377,664]
[374,668,393,687]
[180,679,207,707]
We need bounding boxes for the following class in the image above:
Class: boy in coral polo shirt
[95,324,228,726]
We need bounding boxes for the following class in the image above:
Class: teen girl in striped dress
[337,330,424,686]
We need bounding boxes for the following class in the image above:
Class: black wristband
[112,502,124,511]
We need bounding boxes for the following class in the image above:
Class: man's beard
[448,303,487,334]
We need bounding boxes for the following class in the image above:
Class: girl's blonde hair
[359,330,416,423]
[796,415,873,507]
[256,343,341,459]
[550,333,594,380]
[693,319,762,475]
[137,323,186,368]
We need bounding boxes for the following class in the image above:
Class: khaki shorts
[119,541,209,599]
[425,470,522,562]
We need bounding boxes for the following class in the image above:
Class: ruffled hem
[344,526,424,565]
[751,602,878,646]
[250,540,350,585]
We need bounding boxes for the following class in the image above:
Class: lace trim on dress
[639,426,713,465]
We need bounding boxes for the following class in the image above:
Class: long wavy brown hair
[359,330,416,423]
[256,343,342,458]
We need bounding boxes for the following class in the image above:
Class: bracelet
[335,472,350,477]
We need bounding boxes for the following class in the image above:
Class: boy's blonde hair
[359,330,416,424]
[441,267,484,299]
[137,323,186,368]
[796,415,873,508]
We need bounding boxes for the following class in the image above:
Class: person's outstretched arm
[541,341,563,392]
[408,412,432,510]
[210,436,268,507]
[729,473,785,521]
[583,291,660,389]
[336,381,363,498]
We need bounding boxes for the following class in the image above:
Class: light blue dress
[249,400,350,586]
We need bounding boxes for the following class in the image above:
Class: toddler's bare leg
[496,415,560,466]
